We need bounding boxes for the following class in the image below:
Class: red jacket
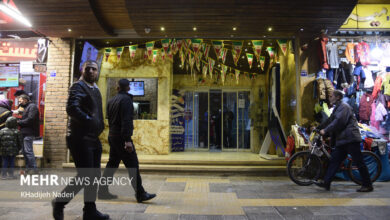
[359,93,373,121]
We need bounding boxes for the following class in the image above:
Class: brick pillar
[43,38,72,168]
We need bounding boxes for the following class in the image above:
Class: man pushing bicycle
[315,90,373,192]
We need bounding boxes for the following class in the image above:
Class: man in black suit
[52,60,109,220]
[98,78,156,203]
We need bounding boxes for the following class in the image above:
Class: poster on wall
[170,89,185,152]
[0,66,19,87]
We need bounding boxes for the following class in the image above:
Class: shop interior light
[68,28,72,32]
[371,44,383,59]
[0,2,32,27]
[160,27,165,31]
[233,27,237,31]
[268,27,272,32]
[193,27,197,31]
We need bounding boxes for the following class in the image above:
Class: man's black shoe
[83,209,110,220]
[51,200,64,220]
[136,192,156,203]
[313,180,330,191]
[357,185,374,192]
[98,191,118,200]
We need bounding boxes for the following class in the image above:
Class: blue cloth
[1,156,15,177]
[353,65,366,79]
[376,144,390,181]
[326,69,334,83]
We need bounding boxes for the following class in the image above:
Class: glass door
[194,92,209,149]
[222,92,237,150]
[238,91,250,149]
[209,90,222,150]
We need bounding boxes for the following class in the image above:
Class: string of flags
[104,38,289,84]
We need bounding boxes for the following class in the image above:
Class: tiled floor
[1,174,390,219]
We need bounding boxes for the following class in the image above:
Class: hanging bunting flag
[259,56,266,70]
[171,39,178,55]
[277,39,288,56]
[191,39,202,54]
[266,46,275,59]
[161,48,166,60]
[246,53,254,69]
[176,39,183,52]
[104,48,111,61]
[152,49,158,63]
[203,44,210,59]
[252,40,264,61]
[161,39,171,55]
[195,53,201,70]
[144,50,148,59]
[167,45,173,60]
[221,65,228,85]
[202,63,208,78]
[212,40,223,59]
[232,41,243,66]
[116,47,123,60]
[189,52,195,73]
[235,69,240,85]
[208,58,215,79]
[146,42,155,58]
[129,45,138,60]
[220,48,228,63]
[180,50,185,68]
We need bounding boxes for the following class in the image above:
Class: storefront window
[106,78,158,120]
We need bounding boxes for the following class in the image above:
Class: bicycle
[287,129,382,186]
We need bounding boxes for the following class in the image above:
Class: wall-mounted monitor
[79,41,99,72]
[129,81,145,96]
[0,66,19,87]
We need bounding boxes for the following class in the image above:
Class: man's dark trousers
[101,136,145,196]
[324,142,372,187]
[57,136,102,206]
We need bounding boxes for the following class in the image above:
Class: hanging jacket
[359,93,373,121]
[318,36,329,69]
[372,75,383,99]
[382,73,390,96]
[345,43,356,64]
[355,42,370,66]
[363,67,374,89]
[326,42,339,69]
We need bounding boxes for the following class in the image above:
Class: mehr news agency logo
[19,174,133,199]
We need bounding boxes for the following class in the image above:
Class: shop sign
[341,4,390,29]
[0,40,38,62]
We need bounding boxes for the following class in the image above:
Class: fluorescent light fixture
[0,2,32,27]
[371,46,383,59]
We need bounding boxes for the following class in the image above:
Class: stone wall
[98,47,171,155]
[43,38,71,168]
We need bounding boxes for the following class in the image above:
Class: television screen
[128,81,144,96]
[79,41,99,72]
[0,66,19,87]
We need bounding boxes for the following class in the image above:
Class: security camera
[144,27,151,34]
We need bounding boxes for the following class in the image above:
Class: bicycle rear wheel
[348,151,382,185]
[287,151,322,186]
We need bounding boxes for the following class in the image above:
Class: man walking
[315,90,373,192]
[52,60,109,220]
[98,78,156,203]
[17,94,39,173]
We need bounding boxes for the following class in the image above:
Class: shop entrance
[184,90,250,151]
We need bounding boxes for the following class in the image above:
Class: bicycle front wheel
[287,151,322,186]
[348,151,382,185]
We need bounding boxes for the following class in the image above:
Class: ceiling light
[161,27,165,31]
[300,28,304,31]
[0,3,32,27]
[230,34,234,37]
[106,41,109,44]
[68,28,72,32]
[263,35,266,38]
[193,27,197,31]
[233,27,237,31]
[268,27,272,32]
[129,42,132,44]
